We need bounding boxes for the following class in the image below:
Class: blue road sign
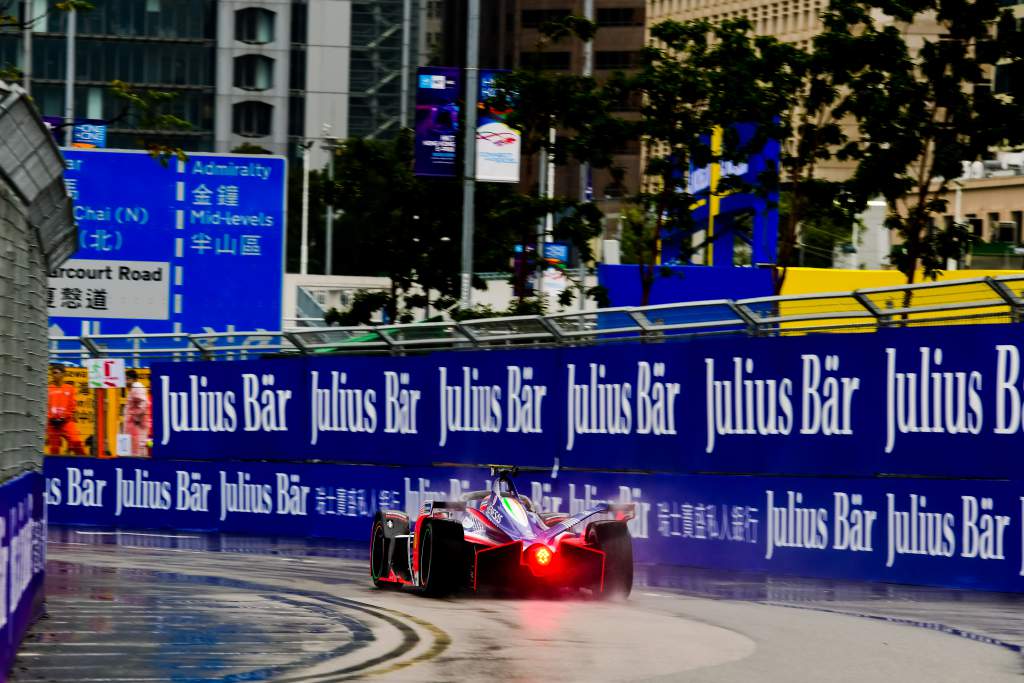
[49,149,286,337]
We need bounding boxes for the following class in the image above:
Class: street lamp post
[458,0,480,309]
[63,6,76,147]
[299,140,314,275]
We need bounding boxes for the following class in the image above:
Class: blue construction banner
[414,67,461,177]
[43,457,1024,593]
[152,323,1024,480]
[0,472,46,678]
[49,149,286,337]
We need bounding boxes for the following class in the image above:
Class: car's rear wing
[604,502,636,522]
[538,501,636,542]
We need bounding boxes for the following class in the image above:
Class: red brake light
[527,543,553,568]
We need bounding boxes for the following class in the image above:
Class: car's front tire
[587,520,633,599]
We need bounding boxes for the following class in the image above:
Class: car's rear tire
[418,518,466,596]
[587,520,633,599]
[370,511,409,588]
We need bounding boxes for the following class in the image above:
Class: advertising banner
[0,472,46,678]
[50,149,286,338]
[475,70,521,183]
[414,67,461,177]
[151,323,1024,480]
[43,457,1024,593]
[671,123,780,267]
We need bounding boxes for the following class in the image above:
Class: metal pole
[400,0,412,128]
[300,142,310,274]
[325,141,335,275]
[22,0,31,95]
[536,141,547,301]
[458,0,480,309]
[578,0,594,310]
[63,6,76,147]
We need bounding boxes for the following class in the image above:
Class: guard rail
[47,274,1024,363]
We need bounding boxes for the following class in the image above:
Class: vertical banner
[476,70,522,183]
[414,67,462,177]
[0,472,46,679]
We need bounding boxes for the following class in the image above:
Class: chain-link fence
[0,81,75,481]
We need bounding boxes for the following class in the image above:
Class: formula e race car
[369,468,634,598]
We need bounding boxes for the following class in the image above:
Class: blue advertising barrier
[598,263,773,306]
[43,457,1024,593]
[154,323,1024,480]
[0,472,46,678]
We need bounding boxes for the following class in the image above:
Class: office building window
[595,51,641,70]
[520,51,571,70]
[291,2,308,43]
[597,8,641,26]
[233,101,273,137]
[290,48,306,90]
[289,96,305,137]
[234,54,274,90]
[521,9,570,28]
[236,8,275,44]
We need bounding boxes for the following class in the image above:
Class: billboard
[150,323,1024,481]
[476,70,521,183]
[666,124,780,267]
[414,67,461,177]
[0,472,45,679]
[50,149,286,337]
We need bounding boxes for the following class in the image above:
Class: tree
[617,19,787,305]
[496,16,628,308]
[756,17,866,291]
[1,3,191,163]
[835,0,1024,287]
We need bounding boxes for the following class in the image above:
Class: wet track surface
[10,528,1024,682]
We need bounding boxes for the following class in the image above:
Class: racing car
[369,467,634,597]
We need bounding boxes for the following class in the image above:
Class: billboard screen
[414,67,461,177]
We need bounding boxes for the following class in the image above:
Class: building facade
[0,0,417,166]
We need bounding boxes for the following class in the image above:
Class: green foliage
[324,290,392,326]
[448,297,549,322]
[830,0,1024,283]
[619,18,788,303]
[108,80,192,164]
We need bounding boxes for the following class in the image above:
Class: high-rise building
[0,0,419,166]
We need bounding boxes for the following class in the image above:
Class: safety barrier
[47,274,1024,363]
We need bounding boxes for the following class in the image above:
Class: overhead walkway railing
[47,274,1024,362]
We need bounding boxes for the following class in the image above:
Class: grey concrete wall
[0,81,76,482]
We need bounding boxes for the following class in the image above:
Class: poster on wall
[476,70,521,183]
[414,67,462,177]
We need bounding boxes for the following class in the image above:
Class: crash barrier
[44,285,1024,594]
[0,472,46,676]
[43,457,1024,593]
[151,322,1024,480]
[45,365,153,458]
[46,274,1024,363]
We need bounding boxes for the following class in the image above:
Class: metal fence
[1,81,76,478]
[47,274,1024,364]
